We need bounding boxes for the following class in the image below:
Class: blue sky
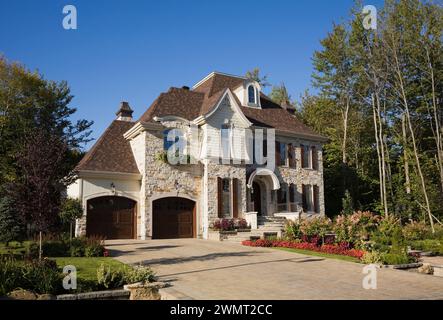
[0,0,384,149]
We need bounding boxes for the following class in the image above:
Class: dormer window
[248,85,256,105]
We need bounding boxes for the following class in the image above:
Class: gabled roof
[76,120,140,174]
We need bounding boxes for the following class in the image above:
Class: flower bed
[211,218,250,231]
[242,239,366,260]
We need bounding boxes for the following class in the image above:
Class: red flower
[103,250,109,257]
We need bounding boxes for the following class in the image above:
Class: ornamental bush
[402,221,429,241]
[299,217,332,238]
[333,211,379,244]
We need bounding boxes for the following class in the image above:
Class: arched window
[248,85,256,104]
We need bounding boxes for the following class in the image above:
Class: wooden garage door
[86,196,136,239]
[152,197,195,239]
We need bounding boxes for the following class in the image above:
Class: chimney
[116,101,134,121]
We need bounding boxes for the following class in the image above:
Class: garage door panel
[153,197,195,239]
[87,196,136,240]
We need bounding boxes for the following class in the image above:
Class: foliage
[0,195,25,245]
[380,252,411,265]
[0,257,62,296]
[409,239,443,255]
[242,239,365,259]
[245,68,270,87]
[26,236,105,258]
[402,221,429,241]
[123,265,155,284]
[212,218,249,231]
[341,190,354,215]
[299,217,332,238]
[333,211,380,244]
[0,56,92,189]
[96,263,155,289]
[284,221,302,240]
[96,263,126,289]
[361,250,383,264]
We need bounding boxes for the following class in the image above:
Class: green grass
[0,241,29,255]
[273,247,361,263]
[54,257,126,281]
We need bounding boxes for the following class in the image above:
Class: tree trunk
[342,97,350,164]
[372,94,385,214]
[391,40,434,233]
[402,113,411,195]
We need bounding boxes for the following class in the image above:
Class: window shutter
[302,184,307,211]
[289,184,295,203]
[232,178,239,218]
[217,177,223,218]
[313,185,319,213]
[300,145,305,168]
[275,141,281,166]
[289,144,296,168]
[312,146,318,170]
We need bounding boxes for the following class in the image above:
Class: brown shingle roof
[137,72,325,140]
[76,120,140,174]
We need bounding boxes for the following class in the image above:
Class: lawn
[273,247,361,263]
[0,241,29,255]
[54,257,126,281]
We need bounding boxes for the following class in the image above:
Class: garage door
[152,197,195,239]
[86,196,136,239]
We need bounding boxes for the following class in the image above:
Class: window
[275,141,287,166]
[288,144,296,168]
[302,184,320,213]
[163,129,179,151]
[248,85,256,104]
[301,144,318,169]
[277,183,288,212]
[217,178,239,218]
[221,124,231,161]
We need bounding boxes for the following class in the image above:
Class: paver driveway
[106,239,443,300]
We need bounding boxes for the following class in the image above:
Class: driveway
[106,239,443,300]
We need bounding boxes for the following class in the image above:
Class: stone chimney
[116,101,133,121]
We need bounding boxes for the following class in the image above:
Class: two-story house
[68,72,327,240]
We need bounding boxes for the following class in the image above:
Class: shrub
[380,252,410,265]
[233,218,249,229]
[0,257,62,296]
[333,211,379,244]
[85,245,104,257]
[402,221,429,241]
[42,240,69,257]
[96,264,125,289]
[284,221,302,240]
[370,215,401,250]
[409,239,443,255]
[212,218,235,231]
[361,250,382,264]
[123,265,155,284]
[300,217,332,238]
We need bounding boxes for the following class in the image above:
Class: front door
[252,182,262,215]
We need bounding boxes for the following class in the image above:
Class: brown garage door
[86,196,136,239]
[152,197,195,239]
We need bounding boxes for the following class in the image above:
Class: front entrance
[86,196,136,239]
[152,197,195,239]
[252,182,262,215]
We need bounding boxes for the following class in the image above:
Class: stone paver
[106,239,443,300]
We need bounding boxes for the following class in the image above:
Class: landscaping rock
[37,294,56,300]
[418,263,434,275]
[7,289,38,300]
[126,282,169,300]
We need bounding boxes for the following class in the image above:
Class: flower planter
[382,262,423,269]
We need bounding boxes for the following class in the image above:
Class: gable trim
[203,89,252,127]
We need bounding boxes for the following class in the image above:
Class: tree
[0,57,93,186]
[245,68,270,87]
[0,195,25,246]
[269,83,292,105]
[60,198,84,240]
[9,130,76,259]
